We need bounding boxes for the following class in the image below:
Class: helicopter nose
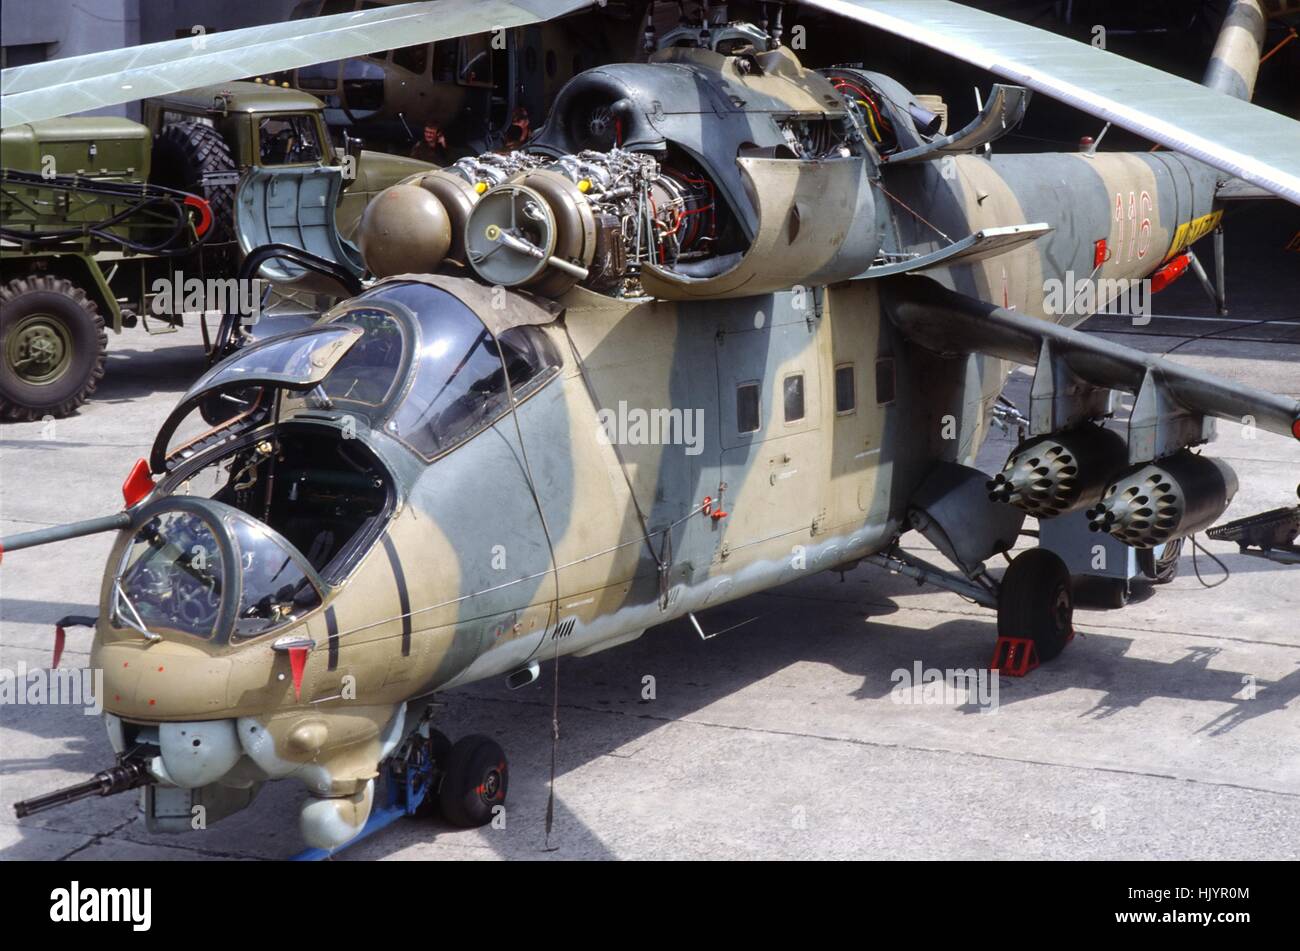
[95,639,233,720]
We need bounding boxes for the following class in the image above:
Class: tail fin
[1204,0,1300,100]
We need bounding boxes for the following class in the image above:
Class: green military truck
[1,82,430,421]
[142,81,432,242]
[0,117,214,420]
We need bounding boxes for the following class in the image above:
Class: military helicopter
[275,0,642,152]
[3,0,1299,854]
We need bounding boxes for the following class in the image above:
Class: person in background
[410,123,452,165]
[502,106,531,151]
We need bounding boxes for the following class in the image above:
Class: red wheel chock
[990,637,1039,677]
[990,630,1075,677]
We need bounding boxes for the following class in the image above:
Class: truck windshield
[259,114,324,164]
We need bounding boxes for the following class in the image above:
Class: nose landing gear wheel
[997,548,1074,661]
[439,734,508,828]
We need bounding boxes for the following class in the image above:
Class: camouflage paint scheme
[13,8,1295,850]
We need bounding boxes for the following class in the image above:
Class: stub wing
[0,0,592,127]
[882,276,1300,455]
[801,0,1300,205]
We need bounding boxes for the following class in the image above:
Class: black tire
[1103,577,1131,609]
[1138,537,1183,584]
[998,548,1074,662]
[428,727,453,768]
[151,121,238,243]
[438,734,508,828]
[0,276,107,421]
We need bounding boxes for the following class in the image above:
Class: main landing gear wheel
[0,276,107,421]
[998,548,1074,661]
[439,734,508,828]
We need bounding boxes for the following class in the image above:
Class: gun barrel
[13,760,149,818]
[0,511,132,555]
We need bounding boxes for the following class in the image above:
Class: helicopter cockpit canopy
[112,497,323,645]
[152,278,562,474]
[145,279,562,590]
[300,279,563,461]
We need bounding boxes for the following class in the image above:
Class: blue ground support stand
[291,727,437,861]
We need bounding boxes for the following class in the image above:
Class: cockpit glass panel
[228,518,322,639]
[395,317,506,458]
[318,306,408,411]
[116,511,224,640]
[297,281,560,460]
[386,287,558,459]
[188,326,360,395]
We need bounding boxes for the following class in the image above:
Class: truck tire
[0,276,107,421]
[152,121,238,242]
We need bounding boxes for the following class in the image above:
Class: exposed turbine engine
[357,147,721,298]
[1086,450,1239,548]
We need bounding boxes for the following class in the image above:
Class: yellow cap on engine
[475,181,489,194]
[577,179,591,193]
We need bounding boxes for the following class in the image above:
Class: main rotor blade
[1,0,593,126]
[800,0,1300,205]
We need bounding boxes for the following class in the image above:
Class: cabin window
[783,373,805,423]
[835,364,856,415]
[737,382,761,434]
[434,41,458,81]
[321,306,407,409]
[393,43,429,76]
[229,517,322,640]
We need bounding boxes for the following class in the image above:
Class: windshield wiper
[112,581,162,644]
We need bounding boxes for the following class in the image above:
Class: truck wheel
[998,548,1074,661]
[152,121,238,242]
[438,735,508,828]
[0,276,107,421]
